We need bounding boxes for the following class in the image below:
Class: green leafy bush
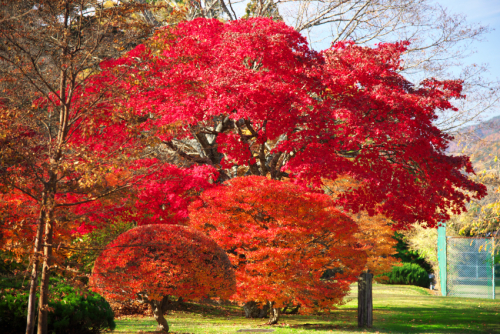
[393,232,432,272]
[0,277,115,334]
[380,263,431,288]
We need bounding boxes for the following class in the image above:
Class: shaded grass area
[113,284,500,333]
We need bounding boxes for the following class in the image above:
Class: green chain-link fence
[438,225,500,299]
[447,237,496,298]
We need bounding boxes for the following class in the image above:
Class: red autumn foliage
[72,162,219,234]
[1,14,487,333]
[97,17,485,229]
[189,176,367,322]
[90,224,235,332]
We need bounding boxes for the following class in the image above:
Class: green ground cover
[447,283,500,299]
[112,284,500,333]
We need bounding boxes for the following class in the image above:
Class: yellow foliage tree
[323,177,401,277]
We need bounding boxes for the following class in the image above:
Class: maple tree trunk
[149,297,170,333]
[267,301,280,325]
[357,271,373,328]
[25,207,45,334]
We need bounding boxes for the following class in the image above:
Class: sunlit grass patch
[113,284,500,333]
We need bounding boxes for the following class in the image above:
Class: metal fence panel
[447,237,495,299]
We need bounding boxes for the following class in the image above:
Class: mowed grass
[446,281,500,299]
[112,284,500,333]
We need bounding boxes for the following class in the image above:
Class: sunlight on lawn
[113,284,500,334]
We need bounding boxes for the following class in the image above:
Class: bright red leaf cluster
[96,17,486,229]
[72,162,219,234]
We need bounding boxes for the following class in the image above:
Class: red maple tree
[97,17,486,230]
[189,176,367,324]
[90,224,235,332]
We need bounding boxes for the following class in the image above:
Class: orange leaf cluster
[189,176,367,313]
[0,189,79,265]
[90,224,235,303]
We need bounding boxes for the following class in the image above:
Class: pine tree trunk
[358,271,373,328]
[267,301,280,325]
[150,298,170,333]
[25,207,45,334]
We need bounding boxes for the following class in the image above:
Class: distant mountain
[447,115,500,171]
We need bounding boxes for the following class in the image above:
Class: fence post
[437,223,447,296]
[493,237,495,300]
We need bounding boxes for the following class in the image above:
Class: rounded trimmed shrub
[380,263,431,288]
[0,277,115,334]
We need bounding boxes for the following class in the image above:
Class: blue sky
[302,0,499,79]
[308,0,500,121]
[233,0,500,121]
[436,0,500,120]
[437,0,500,80]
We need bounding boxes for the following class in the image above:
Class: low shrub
[0,276,115,334]
[380,263,431,288]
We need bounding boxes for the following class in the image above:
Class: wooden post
[358,271,373,328]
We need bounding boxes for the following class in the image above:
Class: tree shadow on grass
[287,307,500,333]
[165,300,243,317]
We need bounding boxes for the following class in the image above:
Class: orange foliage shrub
[189,176,367,315]
[90,224,235,331]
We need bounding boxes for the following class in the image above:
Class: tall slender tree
[0,2,157,333]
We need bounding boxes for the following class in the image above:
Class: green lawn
[112,284,500,333]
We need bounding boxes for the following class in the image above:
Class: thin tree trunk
[150,297,170,333]
[37,196,55,334]
[36,60,69,332]
[267,301,280,325]
[25,207,45,334]
[358,271,373,328]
